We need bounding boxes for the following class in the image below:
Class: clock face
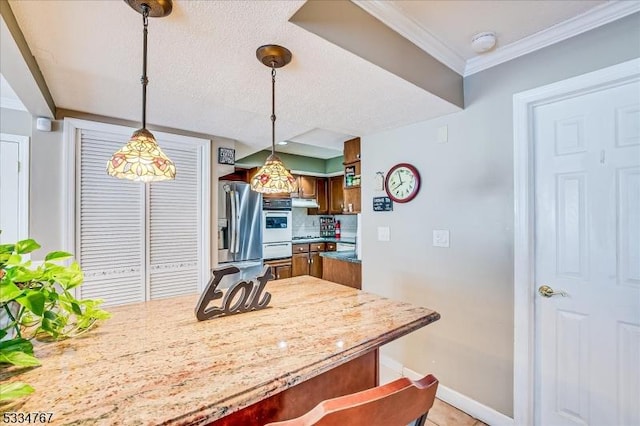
[385,163,420,203]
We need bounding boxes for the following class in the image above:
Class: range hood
[291,198,320,208]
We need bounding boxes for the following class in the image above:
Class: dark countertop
[319,250,361,264]
[292,237,356,245]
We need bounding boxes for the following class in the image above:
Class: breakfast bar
[3,276,440,425]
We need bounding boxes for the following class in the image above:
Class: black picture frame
[218,147,235,165]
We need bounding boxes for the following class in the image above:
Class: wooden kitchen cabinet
[264,258,292,280]
[343,137,361,164]
[322,257,361,290]
[291,243,325,278]
[308,178,328,215]
[291,175,317,199]
[329,176,344,214]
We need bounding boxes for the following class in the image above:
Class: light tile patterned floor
[426,398,488,426]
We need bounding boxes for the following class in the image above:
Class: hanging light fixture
[107,0,176,182]
[250,45,298,194]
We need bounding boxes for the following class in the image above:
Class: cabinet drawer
[293,243,309,253]
[325,243,336,252]
[310,242,326,252]
[264,258,292,268]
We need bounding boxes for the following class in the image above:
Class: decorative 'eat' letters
[195,265,273,321]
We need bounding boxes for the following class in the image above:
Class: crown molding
[464,0,640,76]
[352,0,466,75]
[0,96,27,111]
[353,0,639,79]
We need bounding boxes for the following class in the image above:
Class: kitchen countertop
[319,250,361,264]
[291,237,356,244]
[3,276,439,425]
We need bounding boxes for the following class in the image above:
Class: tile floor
[426,398,488,426]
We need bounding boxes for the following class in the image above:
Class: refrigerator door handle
[229,190,237,254]
[234,190,241,254]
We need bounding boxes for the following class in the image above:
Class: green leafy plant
[0,238,110,404]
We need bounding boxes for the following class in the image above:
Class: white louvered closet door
[147,140,200,299]
[78,129,146,306]
[76,126,207,307]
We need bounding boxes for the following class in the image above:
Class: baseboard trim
[379,355,514,426]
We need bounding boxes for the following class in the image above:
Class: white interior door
[533,79,640,425]
[0,133,29,243]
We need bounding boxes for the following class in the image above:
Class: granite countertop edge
[292,237,356,244]
[188,311,440,425]
[319,250,361,264]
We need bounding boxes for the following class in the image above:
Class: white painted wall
[0,107,30,136]
[361,13,640,417]
[1,108,63,256]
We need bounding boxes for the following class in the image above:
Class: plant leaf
[0,281,23,303]
[44,251,73,261]
[0,243,15,254]
[0,349,41,367]
[15,291,45,316]
[15,239,40,255]
[0,382,35,401]
[70,302,82,316]
[0,338,34,355]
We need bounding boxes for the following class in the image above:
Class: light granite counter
[2,276,439,425]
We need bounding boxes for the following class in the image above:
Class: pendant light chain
[141,4,150,128]
[270,64,276,155]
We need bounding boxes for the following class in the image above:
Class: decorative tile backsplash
[292,208,357,238]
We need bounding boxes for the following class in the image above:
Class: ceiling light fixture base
[256,45,292,68]
[471,32,497,53]
[125,0,173,17]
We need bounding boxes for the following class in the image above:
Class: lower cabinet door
[292,253,309,277]
[310,252,322,278]
[276,265,291,280]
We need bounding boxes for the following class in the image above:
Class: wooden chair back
[265,374,438,426]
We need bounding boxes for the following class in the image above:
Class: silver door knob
[538,285,568,298]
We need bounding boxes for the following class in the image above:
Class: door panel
[534,80,640,425]
[310,252,322,278]
[292,253,308,277]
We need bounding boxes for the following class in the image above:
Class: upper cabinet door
[329,176,344,214]
[298,175,317,199]
[308,178,328,215]
[343,137,361,164]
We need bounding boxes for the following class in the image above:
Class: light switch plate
[437,125,448,143]
[433,230,450,247]
[377,226,390,241]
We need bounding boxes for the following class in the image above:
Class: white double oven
[262,198,292,260]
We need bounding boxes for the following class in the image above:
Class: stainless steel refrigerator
[217,181,263,287]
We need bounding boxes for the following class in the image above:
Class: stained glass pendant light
[250,45,298,194]
[107,0,176,182]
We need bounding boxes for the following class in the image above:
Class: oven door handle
[264,243,291,247]
[229,190,237,254]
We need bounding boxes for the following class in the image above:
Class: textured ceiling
[7,0,459,153]
[5,0,621,157]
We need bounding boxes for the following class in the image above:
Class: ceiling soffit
[289,0,463,109]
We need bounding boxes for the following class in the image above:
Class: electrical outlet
[433,230,450,247]
[377,226,390,241]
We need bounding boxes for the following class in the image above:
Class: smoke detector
[471,32,497,53]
